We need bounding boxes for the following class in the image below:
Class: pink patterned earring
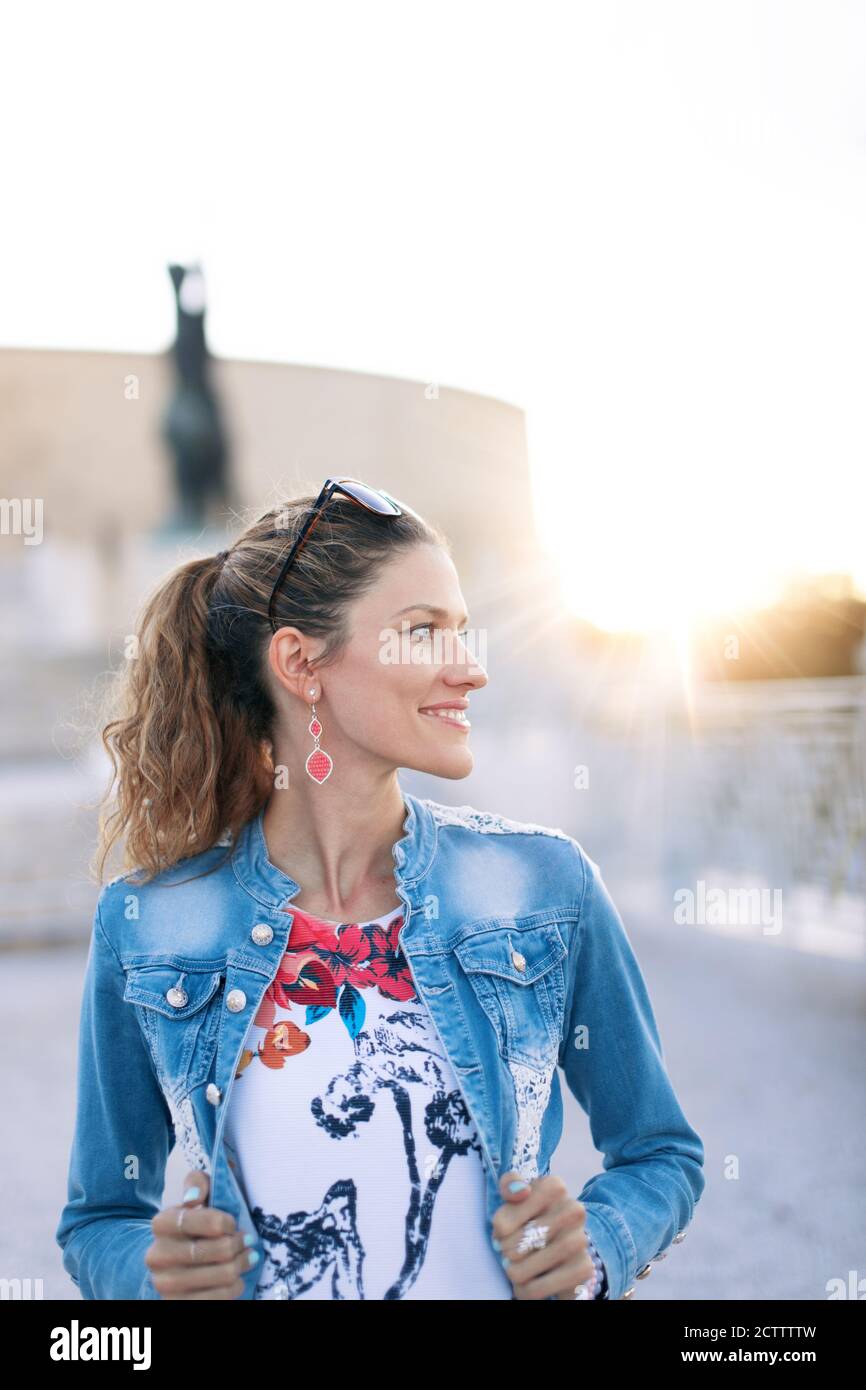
[305,686,333,783]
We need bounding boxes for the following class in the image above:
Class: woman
[56,477,705,1301]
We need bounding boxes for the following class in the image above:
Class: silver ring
[515,1222,549,1254]
[189,1239,197,1263]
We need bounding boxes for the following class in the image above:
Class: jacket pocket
[454,920,568,1071]
[122,959,225,1094]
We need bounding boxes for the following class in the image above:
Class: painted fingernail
[491,1237,502,1251]
[243,1233,257,1247]
[182,1186,201,1202]
[508,1179,528,1192]
[247,1249,260,1267]
[501,1256,511,1268]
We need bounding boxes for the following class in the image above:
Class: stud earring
[306,690,333,783]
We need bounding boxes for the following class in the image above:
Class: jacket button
[622,1286,636,1298]
[226,989,247,1013]
[166,986,188,1008]
[636,1263,652,1279]
[653,1251,669,1261]
[673,1230,686,1244]
[511,950,526,972]
[206,1083,222,1105]
[251,923,273,945]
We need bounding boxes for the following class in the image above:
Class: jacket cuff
[581,1200,637,1302]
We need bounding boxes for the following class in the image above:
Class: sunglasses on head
[266,477,403,632]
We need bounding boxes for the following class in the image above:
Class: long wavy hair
[92,492,447,885]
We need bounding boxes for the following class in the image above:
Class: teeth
[421,708,468,723]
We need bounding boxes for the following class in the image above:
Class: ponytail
[94,551,272,885]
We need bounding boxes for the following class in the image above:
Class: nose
[449,630,488,690]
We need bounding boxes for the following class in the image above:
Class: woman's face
[273,543,489,780]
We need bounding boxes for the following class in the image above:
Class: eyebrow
[390,603,471,626]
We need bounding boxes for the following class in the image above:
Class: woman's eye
[408,623,471,642]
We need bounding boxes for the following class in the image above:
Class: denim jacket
[56,790,705,1301]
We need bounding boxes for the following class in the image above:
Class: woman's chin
[403,744,475,779]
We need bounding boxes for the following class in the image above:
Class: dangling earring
[305,686,333,783]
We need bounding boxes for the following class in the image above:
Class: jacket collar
[230,785,437,909]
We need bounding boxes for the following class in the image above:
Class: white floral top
[224,904,514,1299]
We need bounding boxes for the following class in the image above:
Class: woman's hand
[144,1169,259,1299]
[492,1170,595,1300]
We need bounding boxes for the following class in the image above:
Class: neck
[260,771,408,922]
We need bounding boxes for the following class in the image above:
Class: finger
[149,1228,250,1271]
[508,1228,595,1301]
[500,1194,577,1262]
[146,1241,256,1298]
[156,1271,246,1300]
[152,1202,237,1240]
[175,1280,247,1300]
[492,1173,571,1243]
[498,1170,533,1203]
[180,1168,210,1205]
[553,1266,597,1301]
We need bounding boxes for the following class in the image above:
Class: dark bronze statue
[160,263,232,530]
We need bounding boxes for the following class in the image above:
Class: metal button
[511,949,526,972]
[653,1251,668,1261]
[622,1286,636,1299]
[206,1083,222,1105]
[226,988,247,1013]
[636,1263,652,1279]
[251,923,273,946]
[672,1230,686,1244]
[166,985,188,1009]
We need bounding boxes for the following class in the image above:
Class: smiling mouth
[418,708,471,731]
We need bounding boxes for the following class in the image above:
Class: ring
[515,1222,549,1254]
[189,1240,197,1263]
[176,1206,187,1229]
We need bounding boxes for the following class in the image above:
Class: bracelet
[589,1232,609,1299]
[574,1229,608,1300]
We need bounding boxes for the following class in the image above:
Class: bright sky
[3,0,865,633]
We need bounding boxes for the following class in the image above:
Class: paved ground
[4,910,863,1301]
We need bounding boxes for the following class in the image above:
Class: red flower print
[259,1019,311,1069]
[363,913,416,1001]
[274,950,338,1010]
[285,910,340,953]
[254,951,337,1029]
[272,904,415,1006]
[316,922,374,988]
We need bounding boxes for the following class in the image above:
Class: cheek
[335,658,420,734]
[366,648,431,707]
[334,648,435,740]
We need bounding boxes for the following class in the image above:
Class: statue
[160,263,232,531]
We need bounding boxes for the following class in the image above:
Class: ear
[269,626,323,701]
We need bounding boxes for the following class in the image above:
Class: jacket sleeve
[55,891,175,1299]
[559,843,705,1301]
